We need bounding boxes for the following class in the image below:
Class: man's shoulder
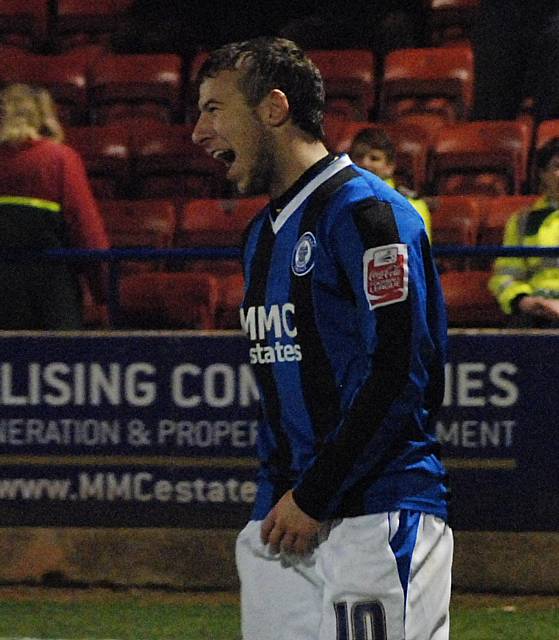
[332,166,391,203]
[334,169,421,217]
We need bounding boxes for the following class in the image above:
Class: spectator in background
[350,127,431,239]
[488,137,559,327]
[34,87,65,141]
[0,84,109,330]
[472,0,559,122]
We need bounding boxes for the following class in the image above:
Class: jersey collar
[269,154,353,235]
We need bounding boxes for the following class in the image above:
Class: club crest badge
[291,232,317,276]
[363,243,409,309]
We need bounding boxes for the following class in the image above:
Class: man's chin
[233,179,266,197]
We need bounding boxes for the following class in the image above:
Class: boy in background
[350,126,431,239]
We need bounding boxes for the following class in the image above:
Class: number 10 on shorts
[334,600,387,640]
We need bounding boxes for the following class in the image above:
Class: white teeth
[212,149,235,164]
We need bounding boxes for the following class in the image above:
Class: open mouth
[213,149,236,167]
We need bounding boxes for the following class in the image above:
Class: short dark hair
[196,37,326,141]
[349,127,396,164]
[536,136,559,171]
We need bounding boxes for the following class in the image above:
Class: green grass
[451,609,559,640]
[0,590,556,639]
[0,601,241,640]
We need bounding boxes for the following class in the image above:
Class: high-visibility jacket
[384,177,432,240]
[488,195,559,314]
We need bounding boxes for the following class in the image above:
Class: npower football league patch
[363,243,409,309]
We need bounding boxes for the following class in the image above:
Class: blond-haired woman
[0,84,109,329]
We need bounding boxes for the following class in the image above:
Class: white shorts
[236,510,453,640]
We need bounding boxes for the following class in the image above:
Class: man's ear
[258,89,290,127]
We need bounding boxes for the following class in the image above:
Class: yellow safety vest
[0,195,61,212]
[488,196,559,314]
[385,178,432,240]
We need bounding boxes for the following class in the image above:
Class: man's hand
[260,490,320,556]
[519,296,559,321]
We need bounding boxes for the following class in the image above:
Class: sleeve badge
[363,243,409,309]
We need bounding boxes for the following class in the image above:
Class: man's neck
[269,139,330,199]
[270,152,337,217]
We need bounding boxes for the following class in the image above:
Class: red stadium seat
[430,194,482,271]
[433,195,540,328]
[0,44,33,82]
[216,271,244,329]
[428,120,532,195]
[379,45,474,124]
[424,0,480,46]
[176,196,267,274]
[177,196,266,247]
[99,199,176,274]
[54,0,134,50]
[0,48,99,125]
[530,119,559,191]
[477,195,540,247]
[439,270,506,327]
[307,50,375,121]
[118,271,219,329]
[90,53,183,124]
[0,0,49,49]
[34,54,89,125]
[326,119,434,193]
[65,122,132,198]
[131,122,229,200]
[533,119,559,150]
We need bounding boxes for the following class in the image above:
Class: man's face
[540,153,559,200]
[351,144,395,180]
[192,69,275,195]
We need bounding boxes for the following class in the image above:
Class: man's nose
[192,113,211,145]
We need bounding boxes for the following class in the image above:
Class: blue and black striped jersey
[240,154,449,522]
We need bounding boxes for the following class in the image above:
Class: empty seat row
[99,196,266,269]
[430,194,541,327]
[190,44,475,124]
[0,43,475,126]
[430,194,539,259]
[99,194,532,268]
[0,0,133,50]
[64,119,231,199]
[327,117,559,196]
[0,45,183,125]
[83,192,533,330]
[64,115,557,203]
[85,196,268,330]
[103,265,506,332]
[83,269,241,331]
[0,1,479,52]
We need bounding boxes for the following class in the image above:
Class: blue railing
[2,245,559,326]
